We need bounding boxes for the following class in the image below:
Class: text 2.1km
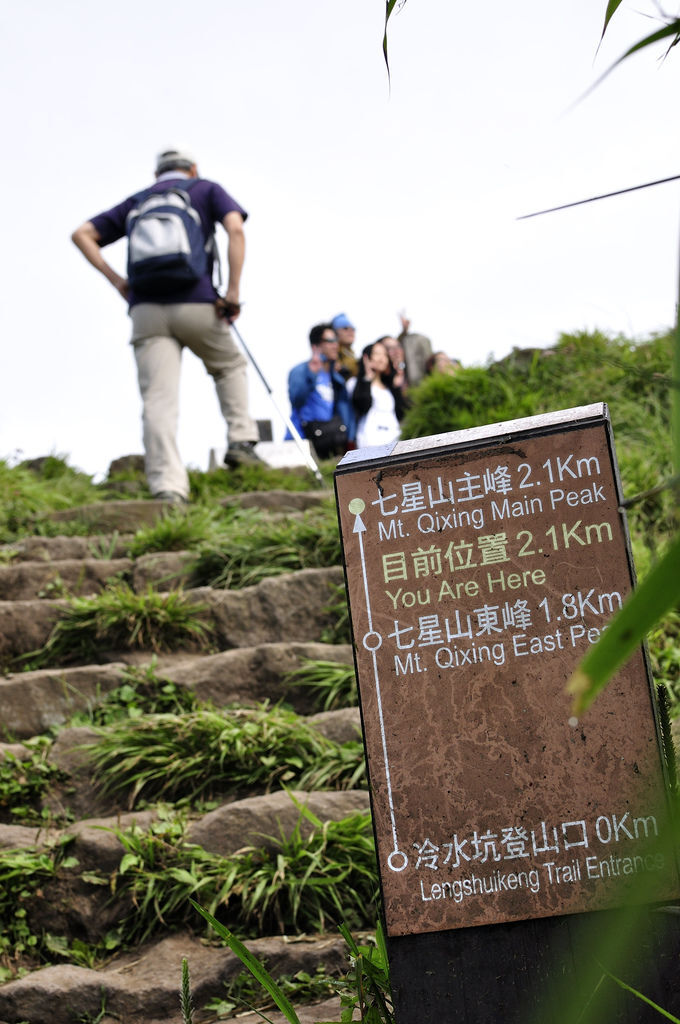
[517,520,613,555]
[517,455,603,487]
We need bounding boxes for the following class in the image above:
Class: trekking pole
[226,317,325,486]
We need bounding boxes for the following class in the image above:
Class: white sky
[2,0,679,479]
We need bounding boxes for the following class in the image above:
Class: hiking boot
[223,441,263,468]
[152,491,189,505]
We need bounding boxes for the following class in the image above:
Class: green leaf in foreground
[180,956,194,1024]
[383,0,401,79]
[587,19,680,99]
[598,964,680,1023]
[190,901,302,1024]
[567,533,680,716]
[599,0,624,46]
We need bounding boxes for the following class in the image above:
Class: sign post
[334,404,679,1023]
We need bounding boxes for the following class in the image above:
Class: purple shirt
[89,176,248,307]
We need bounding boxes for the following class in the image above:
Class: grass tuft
[189,503,341,590]
[0,839,77,978]
[86,703,365,808]
[69,658,199,727]
[21,583,211,669]
[109,803,377,944]
[0,742,66,824]
[285,658,357,712]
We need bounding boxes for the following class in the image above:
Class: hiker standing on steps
[71,147,261,504]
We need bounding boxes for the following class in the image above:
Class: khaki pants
[131,303,258,498]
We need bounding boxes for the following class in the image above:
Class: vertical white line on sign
[353,504,408,872]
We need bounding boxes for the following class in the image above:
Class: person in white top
[352,339,407,450]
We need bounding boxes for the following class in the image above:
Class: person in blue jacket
[287,323,354,459]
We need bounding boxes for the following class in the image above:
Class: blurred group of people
[286,312,460,460]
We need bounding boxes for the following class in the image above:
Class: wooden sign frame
[334,404,679,1022]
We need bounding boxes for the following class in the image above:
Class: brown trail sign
[334,404,680,1023]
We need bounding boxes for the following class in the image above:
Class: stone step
[158,641,353,714]
[0,566,344,667]
[0,552,192,601]
[0,597,64,667]
[0,557,133,600]
[0,662,127,739]
[28,785,369,945]
[221,488,331,511]
[189,567,344,650]
[0,487,355,1019]
[186,785,368,858]
[0,642,353,740]
[0,931,348,1024]
[0,534,133,563]
[0,549,216,601]
[45,490,332,534]
[48,499,177,533]
[55,785,368,873]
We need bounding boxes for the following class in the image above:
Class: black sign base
[388,908,680,1023]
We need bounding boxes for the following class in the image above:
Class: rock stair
[0,488,365,1024]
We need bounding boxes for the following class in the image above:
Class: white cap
[155,148,196,174]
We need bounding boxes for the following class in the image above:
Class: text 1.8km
[538,590,623,621]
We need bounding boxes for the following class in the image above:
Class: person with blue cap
[331,313,359,380]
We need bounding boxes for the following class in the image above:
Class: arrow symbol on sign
[349,500,407,872]
[353,511,374,633]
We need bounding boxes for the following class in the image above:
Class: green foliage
[300,739,365,792]
[21,583,211,669]
[188,462,330,502]
[108,805,377,945]
[320,584,352,645]
[0,840,77,978]
[568,532,680,715]
[127,505,223,557]
[190,905,305,1024]
[596,964,680,1023]
[650,611,680,715]
[402,331,673,471]
[87,531,123,561]
[180,957,194,1024]
[69,659,199,727]
[206,964,339,1019]
[0,742,65,824]
[656,684,678,801]
[220,803,377,935]
[383,0,406,82]
[285,659,358,712]
[192,902,392,1024]
[87,703,365,808]
[333,921,393,1024]
[43,933,112,970]
[190,502,341,589]
[0,455,101,543]
[127,502,342,589]
[105,815,221,945]
[596,1,680,87]
[0,452,329,546]
[402,364,536,440]
[72,990,108,1024]
[37,574,69,599]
